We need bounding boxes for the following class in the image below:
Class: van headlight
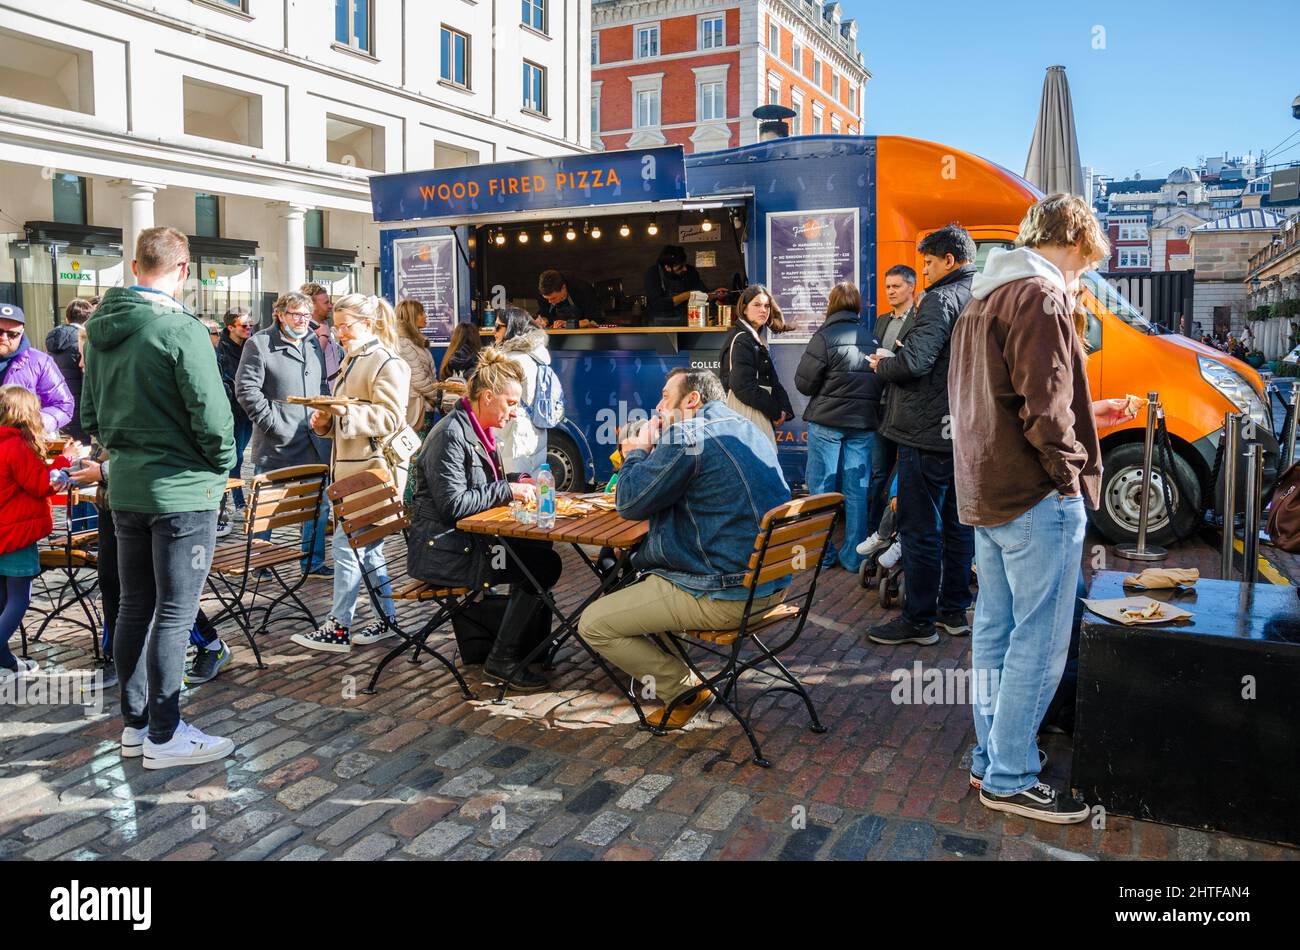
[1198,357,1271,430]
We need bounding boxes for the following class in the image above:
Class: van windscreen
[1079,271,1157,335]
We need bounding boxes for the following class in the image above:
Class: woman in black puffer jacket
[408,348,560,693]
[718,284,793,447]
[793,282,880,572]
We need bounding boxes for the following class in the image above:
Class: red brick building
[592,0,869,154]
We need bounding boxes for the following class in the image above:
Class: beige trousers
[578,574,784,704]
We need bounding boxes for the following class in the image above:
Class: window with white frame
[767,72,781,105]
[522,60,546,114]
[440,26,469,87]
[791,89,803,132]
[699,80,724,121]
[591,84,600,134]
[832,73,839,100]
[635,24,659,59]
[1119,249,1150,268]
[700,15,724,50]
[334,0,372,54]
[768,21,779,51]
[811,102,823,134]
[522,0,546,33]
[812,59,821,87]
[790,37,802,70]
[848,85,856,112]
[831,114,841,134]
[591,33,599,65]
[635,88,660,128]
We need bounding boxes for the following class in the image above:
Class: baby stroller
[858,498,904,607]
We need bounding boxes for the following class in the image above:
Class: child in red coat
[0,384,68,678]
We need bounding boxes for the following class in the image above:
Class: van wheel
[1095,443,1201,546]
[546,432,588,493]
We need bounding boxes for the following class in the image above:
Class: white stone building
[0,0,591,342]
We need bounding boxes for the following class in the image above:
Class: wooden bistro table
[457,497,652,718]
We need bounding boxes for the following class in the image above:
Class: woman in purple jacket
[0,304,74,435]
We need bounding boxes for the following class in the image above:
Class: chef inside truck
[643,245,728,327]
[536,269,602,329]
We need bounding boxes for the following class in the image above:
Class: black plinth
[1074,571,1300,848]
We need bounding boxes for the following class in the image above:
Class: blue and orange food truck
[370,135,1277,546]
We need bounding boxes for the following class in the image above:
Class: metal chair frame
[328,469,477,700]
[205,464,327,668]
[24,489,102,660]
[656,492,845,767]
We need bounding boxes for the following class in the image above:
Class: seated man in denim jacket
[578,368,791,730]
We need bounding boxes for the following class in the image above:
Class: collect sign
[394,236,457,344]
[766,208,860,343]
[369,146,688,222]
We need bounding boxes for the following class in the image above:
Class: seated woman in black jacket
[718,283,794,446]
[407,348,561,692]
[793,282,881,572]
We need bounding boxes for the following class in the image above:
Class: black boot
[483,591,550,693]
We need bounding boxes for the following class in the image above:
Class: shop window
[183,77,263,148]
[52,175,87,225]
[305,210,325,248]
[0,29,94,114]
[195,193,220,238]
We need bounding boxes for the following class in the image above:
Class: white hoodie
[970,246,1072,302]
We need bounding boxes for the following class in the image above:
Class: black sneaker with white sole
[290,617,351,653]
[867,616,939,646]
[970,748,1049,790]
[352,619,398,646]
[979,782,1090,824]
[936,610,971,636]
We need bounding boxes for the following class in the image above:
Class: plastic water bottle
[536,463,556,529]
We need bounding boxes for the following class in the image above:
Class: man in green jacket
[82,226,238,770]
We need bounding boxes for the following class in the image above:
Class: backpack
[525,354,565,429]
[1266,461,1300,552]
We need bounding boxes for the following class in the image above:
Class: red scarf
[461,398,502,481]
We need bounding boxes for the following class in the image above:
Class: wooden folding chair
[657,492,845,767]
[328,469,477,700]
[26,488,102,659]
[206,464,327,668]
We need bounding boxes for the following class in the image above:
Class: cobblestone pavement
[3,524,1298,862]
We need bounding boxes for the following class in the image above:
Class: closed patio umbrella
[1025,65,1084,197]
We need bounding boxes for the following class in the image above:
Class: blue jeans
[867,433,898,535]
[229,416,252,509]
[803,422,873,571]
[113,509,218,744]
[970,491,1087,796]
[895,445,974,625]
[330,521,393,628]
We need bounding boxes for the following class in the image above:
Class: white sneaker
[856,532,889,557]
[142,721,235,770]
[879,541,903,570]
[121,725,147,758]
[352,619,398,646]
[215,518,233,539]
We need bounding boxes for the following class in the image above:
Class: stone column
[110,181,164,268]
[274,201,310,292]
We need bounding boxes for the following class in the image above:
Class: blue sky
[846,0,1300,182]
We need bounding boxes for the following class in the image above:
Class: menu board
[393,235,457,343]
[765,208,860,343]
